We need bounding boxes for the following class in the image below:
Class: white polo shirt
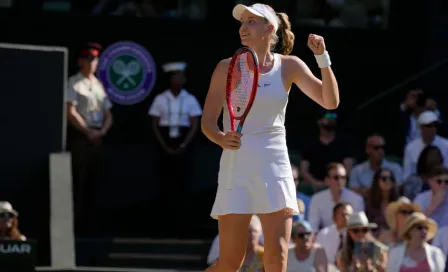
[308,188,365,231]
[403,135,448,179]
[148,89,202,127]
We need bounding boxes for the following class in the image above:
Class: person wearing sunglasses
[403,110,448,181]
[365,168,399,236]
[350,134,403,199]
[287,220,329,271]
[300,111,354,192]
[414,166,448,228]
[0,202,26,241]
[387,212,445,272]
[378,197,421,246]
[337,212,388,272]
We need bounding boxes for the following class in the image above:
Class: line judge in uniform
[66,43,113,235]
[148,62,202,198]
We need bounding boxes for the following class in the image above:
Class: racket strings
[232,53,255,117]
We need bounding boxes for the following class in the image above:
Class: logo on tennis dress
[98,41,156,105]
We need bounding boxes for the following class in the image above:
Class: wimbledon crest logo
[98,41,156,105]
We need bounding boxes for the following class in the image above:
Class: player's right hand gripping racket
[224,47,259,189]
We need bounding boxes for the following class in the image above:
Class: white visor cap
[232,3,279,32]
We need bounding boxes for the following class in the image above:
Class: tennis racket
[224,47,259,189]
[226,47,260,133]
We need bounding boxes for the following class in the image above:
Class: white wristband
[314,51,331,68]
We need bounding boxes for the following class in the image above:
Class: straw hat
[0,201,18,216]
[385,197,421,231]
[400,212,437,241]
[343,211,377,231]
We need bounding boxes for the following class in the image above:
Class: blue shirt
[349,159,403,189]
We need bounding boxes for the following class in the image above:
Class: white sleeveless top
[211,52,299,219]
[222,53,287,135]
[287,247,317,272]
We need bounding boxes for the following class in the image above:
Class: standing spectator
[309,163,364,231]
[414,166,448,228]
[315,202,353,265]
[403,111,448,180]
[0,201,26,241]
[300,112,354,191]
[287,220,329,271]
[350,134,403,198]
[66,43,113,235]
[365,168,399,236]
[387,212,445,272]
[400,145,443,200]
[148,62,202,228]
[400,89,427,147]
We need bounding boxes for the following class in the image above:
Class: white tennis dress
[211,53,299,219]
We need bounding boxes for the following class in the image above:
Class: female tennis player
[201,3,339,271]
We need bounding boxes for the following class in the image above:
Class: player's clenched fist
[307,34,326,55]
[219,131,242,150]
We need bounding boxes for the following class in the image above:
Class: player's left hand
[307,34,326,55]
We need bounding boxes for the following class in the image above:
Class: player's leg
[258,209,293,272]
[205,213,252,272]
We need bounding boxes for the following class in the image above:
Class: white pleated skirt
[210,130,299,219]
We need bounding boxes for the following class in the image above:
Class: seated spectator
[336,212,388,272]
[349,134,402,198]
[365,168,399,235]
[292,163,311,220]
[207,216,264,268]
[403,111,448,180]
[414,166,448,228]
[0,201,26,241]
[387,212,446,271]
[309,163,364,231]
[316,202,353,265]
[379,197,420,246]
[401,145,443,200]
[300,112,354,191]
[433,225,448,256]
[287,220,329,271]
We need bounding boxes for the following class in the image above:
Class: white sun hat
[232,3,279,32]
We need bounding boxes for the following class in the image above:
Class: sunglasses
[0,213,13,220]
[436,179,448,185]
[379,175,393,182]
[350,228,369,234]
[398,210,414,216]
[296,232,311,239]
[422,123,437,128]
[414,224,428,231]
[330,175,347,180]
[371,145,385,151]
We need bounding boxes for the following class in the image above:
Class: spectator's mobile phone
[353,241,375,259]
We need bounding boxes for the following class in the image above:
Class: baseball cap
[418,111,439,125]
[232,3,279,32]
[78,42,102,59]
